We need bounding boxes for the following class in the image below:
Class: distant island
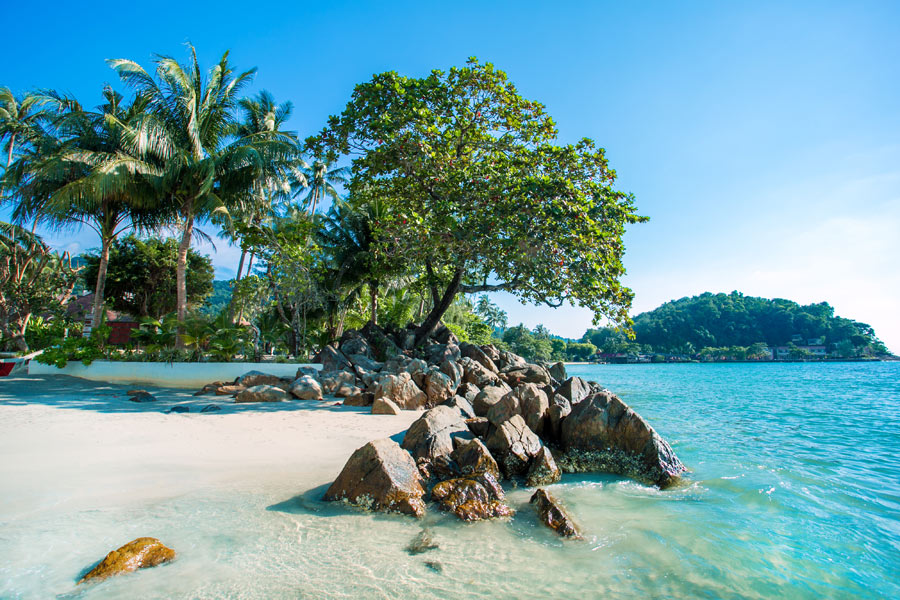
[499,292,891,364]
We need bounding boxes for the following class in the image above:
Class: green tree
[108,45,296,342]
[296,159,349,214]
[81,236,214,318]
[0,88,50,169]
[309,59,645,346]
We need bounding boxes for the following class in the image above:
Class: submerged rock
[200,404,221,413]
[165,406,190,414]
[323,438,426,517]
[78,537,175,584]
[430,472,514,521]
[530,489,582,539]
[525,446,562,487]
[559,391,686,488]
[406,529,439,555]
[128,391,157,403]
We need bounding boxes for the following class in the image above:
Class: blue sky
[2,1,898,350]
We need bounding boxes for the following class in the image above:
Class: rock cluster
[319,322,687,526]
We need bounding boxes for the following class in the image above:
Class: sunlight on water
[1,362,898,598]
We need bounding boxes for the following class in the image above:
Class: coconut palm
[108,46,296,343]
[5,87,164,329]
[297,159,349,214]
[0,88,50,169]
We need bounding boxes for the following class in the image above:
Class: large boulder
[361,321,403,361]
[486,393,520,426]
[472,385,507,417]
[79,537,176,584]
[484,414,543,478]
[511,383,550,436]
[465,416,490,438]
[373,372,427,410]
[556,376,593,405]
[442,395,476,419]
[497,350,527,370]
[450,438,500,479]
[235,371,284,388]
[290,375,323,400]
[346,353,384,372]
[548,362,567,382]
[339,332,371,357]
[525,446,561,487]
[439,360,464,387]
[430,472,513,521]
[401,405,472,461]
[343,391,374,406]
[235,384,289,403]
[456,382,481,403]
[320,370,357,395]
[323,438,426,517]
[530,489,582,539]
[547,394,572,441]
[500,363,551,386]
[315,346,354,372]
[460,357,504,388]
[423,369,456,406]
[559,391,686,488]
[372,397,402,415]
[460,342,499,373]
[428,343,461,366]
[295,366,319,379]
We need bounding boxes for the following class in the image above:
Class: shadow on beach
[0,374,371,416]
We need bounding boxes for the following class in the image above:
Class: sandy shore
[0,374,419,521]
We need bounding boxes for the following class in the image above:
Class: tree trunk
[90,236,112,330]
[370,281,378,325]
[235,249,247,281]
[10,311,30,352]
[6,134,15,167]
[414,267,462,346]
[175,210,194,347]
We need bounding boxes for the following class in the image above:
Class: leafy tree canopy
[308,58,646,343]
[81,235,214,319]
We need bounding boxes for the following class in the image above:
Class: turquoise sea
[2,362,899,599]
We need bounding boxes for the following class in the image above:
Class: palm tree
[108,46,296,343]
[297,159,349,214]
[0,88,50,169]
[5,87,163,329]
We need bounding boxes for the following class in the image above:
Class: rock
[497,350,527,370]
[473,385,508,417]
[165,406,190,414]
[547,395,572,441]
[347,353,384,372]
[525,446,562,487]
[320,370,357,394]
[340,332,371,357]
[406,529,439,555]
[334,382,361,398]
[290,375,323,400]
[235,371,284,388]
[430,472,513,521]
[460,342,499,373]
[372,397,402,415]
[428,343,461,366]
[295,366,319,379]
[235,384,289,403]
[401,405,472,461]
[510,383,550,436]
[557,376,593,405]
[315,345,354,372]
[451,438,501,479]
[460,357,504,388]
[373,372,427,410]
[354,365,378,388]
[500,363,551,386]
[361,321,402,361]
[465,416,490,438]
[200,404,221,413]
[439,359,464,387]
[432,324,459,345]
[480,344,501,362]
[441,395,475,419]
[78,537,176,584]
[486,393,520,427]
[215,384,245,396]
[548,362,567,382]
[559,391,686,487]
[194,382,225,396]
[456,382,480,403]
[530,489,582,539]
[128,391,157,403]
[323,438,426,517]
[423,369,456,406]
[484,414,543,478]
[344,391,375,407]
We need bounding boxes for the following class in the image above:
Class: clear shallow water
[2,362,899,599]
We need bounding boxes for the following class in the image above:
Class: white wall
[28,360,321,389]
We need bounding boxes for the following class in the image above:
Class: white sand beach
[0,374,419,521]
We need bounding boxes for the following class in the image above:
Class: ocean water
[2,362,899,599]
